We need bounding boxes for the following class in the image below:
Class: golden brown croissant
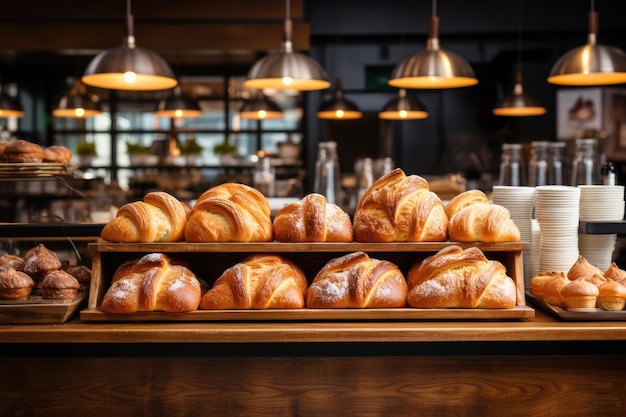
[407,245,517,309]
[184,183,273,242]
[273,193,353,242]
[199,254,308,309]
[306,251,408,308]
[446,190,520,242]
[101,253,201,313]
[353,168,448,242]
[101,191,189,243]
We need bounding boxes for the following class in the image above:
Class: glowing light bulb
[74,108,85,117]
[174,109,183,118]
[399,110,407,119]
[258,110,267,119]
[124,71,137,84]
[335,109,344,118]
[282,76,293,86]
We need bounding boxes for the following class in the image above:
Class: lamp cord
[516,0,523,78]
[432,0,437,18]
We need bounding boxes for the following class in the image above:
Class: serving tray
[0,162,75,179]
[527,293,626,321]
[0,292,86,324]
[81,241,533,322]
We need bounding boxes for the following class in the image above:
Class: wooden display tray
[0,292,86,324]
[81,241,534,322]
[527,293,626,321]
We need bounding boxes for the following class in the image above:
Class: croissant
[199,254,308,309]
[101,253,201,313]
[353,168,448,242]
[273,193,353,242]
[306,251,408,308]
[101,191,189,243]
[184,183,273,242]
[407,245,517,309]
[446,190,520,242]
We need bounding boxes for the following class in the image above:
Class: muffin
[0,253,25,271]
[596,280,626,311]
[40,270,80,300]
[560,278,599,309]
[529,271,563,300]
[541,272,569,307]
[62,264,92,287]
[567,256,603,281]
[23,244,61,281]
[0,267,35,300]
[604,262,626,285]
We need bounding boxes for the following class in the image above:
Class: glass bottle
[253,156,275,197]
[527,141,549,186]
[571,138,600,186]
[314,141,342,205]
[499,143,525,186]
[547,141,567,185]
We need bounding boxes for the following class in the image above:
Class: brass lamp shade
[239,93,283,120]
[244,0,329,91]
[493,75,546,117]
[0,91,24,118]
[53,80,101,118]
[82,2,177,91]
[317,79,362,120]
[389,16,478,89]
[379,89,428,120]
[548,11,626,86]
[155,87,202,118]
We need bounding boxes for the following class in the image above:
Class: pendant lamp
[0,84,24,118]
[548,0,626,86]
[155,86,202,118]
[379,89,428,120]
[493,0,546,117]
[388,0,478,89]
[244,0,330,91]
[82,0,177,91]
[53,80,101,118]
[317,79,362,120]
[239,92,283,120]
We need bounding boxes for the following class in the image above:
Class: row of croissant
[100,168,520,243]
[99,245,518,314]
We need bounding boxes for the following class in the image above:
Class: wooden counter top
[1,310,625,344]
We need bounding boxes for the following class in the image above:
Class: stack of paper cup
[535,186,581,273]
[492,186,536,287]
[578,185,625,271]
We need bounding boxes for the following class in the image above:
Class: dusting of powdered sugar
[109,279,139,300]
[310,272,350,304]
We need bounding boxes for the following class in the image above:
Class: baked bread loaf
[40,270,80,300]
[0,267,35,300]
[43,145,72,163]
[597,280,626,311]
[273,193,353,242]
[23,244,62,280]
[200,254,307,309]
[560,278,599,309]
[101,191,189,243]
[353,168,448,242]
[567,256,603,281]
[0,141,9,161]
[101,253,201,313]
[0,253,25,271]
[3,139,45,163]
[446,190,520,242]
[184,183,273,242]
[306,251,408,308]
[407,245,517,309]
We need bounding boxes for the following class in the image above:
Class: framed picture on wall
[557,88,603,141]
[602,88,626,161]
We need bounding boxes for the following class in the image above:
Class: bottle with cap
[601,162,617,186]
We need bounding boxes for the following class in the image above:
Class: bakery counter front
[1,314,626,417]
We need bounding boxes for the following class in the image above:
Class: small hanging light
[244,0,330,91]
[317,79,362,120]
[379,89,428,120]
[82,0,177,91]
[155,86,202,118]
[53,80,101,118]
[388,0,478,89]
[239,92,283,120]
[548,0,626,86]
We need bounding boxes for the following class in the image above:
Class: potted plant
[179,138,203,166]
[213,141,238,165]
[125,141,150,165]
[75,141,97,166]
